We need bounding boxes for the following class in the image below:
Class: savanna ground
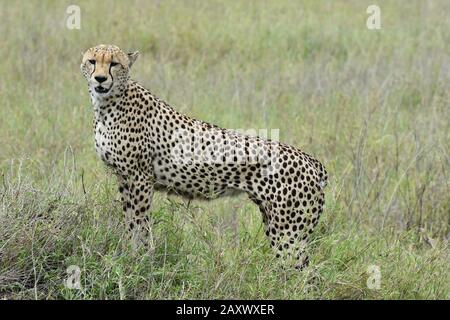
[0,0,449,300]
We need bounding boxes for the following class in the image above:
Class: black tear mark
[89,58,96,78]
[109,54,114,83]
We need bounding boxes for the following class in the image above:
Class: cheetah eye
[110,62,119,67]
[88,59,96,65]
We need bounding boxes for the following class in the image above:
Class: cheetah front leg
[118,173,154,251]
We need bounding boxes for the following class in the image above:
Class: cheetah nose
[95,76,107,83]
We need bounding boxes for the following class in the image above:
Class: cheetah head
[80,44,139,98]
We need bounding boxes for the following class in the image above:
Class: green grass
[0,0,448,299]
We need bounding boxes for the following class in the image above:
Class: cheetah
[80,44,327,269]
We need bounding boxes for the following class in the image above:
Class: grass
[0,0,449,299]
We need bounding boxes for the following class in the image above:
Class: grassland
[0,0,448,299]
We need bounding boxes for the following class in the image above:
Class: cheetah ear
[127,51,140,68]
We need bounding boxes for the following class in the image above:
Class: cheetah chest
[94,121,116,166]
[94,119,144,172]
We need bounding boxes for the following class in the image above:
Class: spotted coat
[81,44,328,269]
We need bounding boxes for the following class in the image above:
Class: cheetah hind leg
[281,191,325,270]
[263,209,313,270]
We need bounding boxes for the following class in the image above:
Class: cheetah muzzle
[81,44,328,270]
